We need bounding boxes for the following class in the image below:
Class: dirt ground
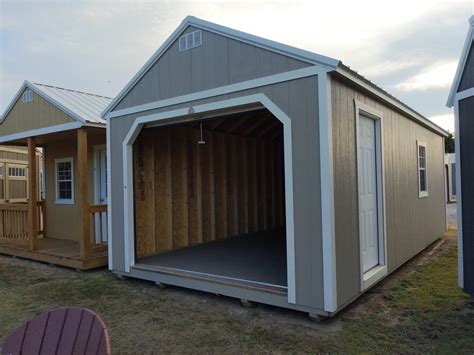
[1,230,473,353]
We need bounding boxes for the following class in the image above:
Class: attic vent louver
[22,90,33,103]
[179,30,202,52]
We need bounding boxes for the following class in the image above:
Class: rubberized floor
[137,231,287,287]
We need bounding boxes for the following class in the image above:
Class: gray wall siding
[459,42,474,92]
[459,96,474,295]
[331,75,446,307]
[110,76,325,310]
[114,26,309,111]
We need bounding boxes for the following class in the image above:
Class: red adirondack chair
[2,307,110,355]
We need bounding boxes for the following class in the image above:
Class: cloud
[360,58,423,78]
[0,0,472,130]
[392,61,458,92]
[429,113,455,133]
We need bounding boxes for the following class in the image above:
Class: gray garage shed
[103,16,448,316]
[447,16,474,297]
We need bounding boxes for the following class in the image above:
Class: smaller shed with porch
[447,15,474,297]
[0,81,111,269]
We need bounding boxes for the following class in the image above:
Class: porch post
[77,128,91,260]
[27,137,38,251]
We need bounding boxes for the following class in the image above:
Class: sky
[0,0,473,133]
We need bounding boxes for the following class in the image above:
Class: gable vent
[179,30,202,52]
[22,90,33,103]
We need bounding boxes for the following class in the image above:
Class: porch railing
[0,203,29,245]
[88,204,108,257]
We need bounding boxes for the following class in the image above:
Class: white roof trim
[101,15,340,117]
[447,16,474,107]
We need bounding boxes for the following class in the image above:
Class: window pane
[420,170,426,192]
[56,160,73,201]
[58,162,72,180]
[419,145,425,158]
[419,156,425,169]
[59,181,72,199]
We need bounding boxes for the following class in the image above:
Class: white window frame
[417,141,428,198]
[55,157,75,205]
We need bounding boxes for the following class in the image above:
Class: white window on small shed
[417,141,428,198]
[55,157,74,204]
[22,90,33,103]
[179,30,202,52]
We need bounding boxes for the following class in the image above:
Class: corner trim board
[454,99,463,287]
[319,74,337,312]
[120,93,298,304]
[106,117,113,270]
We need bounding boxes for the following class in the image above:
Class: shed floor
[137,231,287,288]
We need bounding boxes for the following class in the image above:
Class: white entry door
[358,115,379,273]
[95,146,107,243]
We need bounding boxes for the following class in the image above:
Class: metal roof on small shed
[1,81,112,126]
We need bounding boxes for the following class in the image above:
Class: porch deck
[0,237,107,270]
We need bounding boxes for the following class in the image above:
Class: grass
[1,233,473,353]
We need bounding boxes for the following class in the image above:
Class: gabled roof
[1,81,112,126]
[102,16,448,137]
[101,15,341,116]
[447,16,474,107]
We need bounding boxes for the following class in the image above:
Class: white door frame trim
[121,93,298,304]
[354,100,388,290]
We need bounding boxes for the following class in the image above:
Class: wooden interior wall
[134,124,285,258]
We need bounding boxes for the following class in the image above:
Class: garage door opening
[133,108,287,293]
